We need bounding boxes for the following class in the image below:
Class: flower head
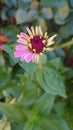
[0,35,10,51]
[14,26,56,63]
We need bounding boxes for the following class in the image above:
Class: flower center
[30,36,46,53]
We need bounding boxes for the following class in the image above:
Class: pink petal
[14,51,25,58]
[14,49,29,58]
[0,46,3,51]
[20,50,30,62]
[32,54,37,63]
[15,44,27,51]
[20,54,25,62]
[24,52,33,63]
[17,38,27,44]
[20,33,29,39]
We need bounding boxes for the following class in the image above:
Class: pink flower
[0,35,10,51]
[14,26,56,63]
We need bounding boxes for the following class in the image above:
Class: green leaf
[5,0,17,7]
[11,122,24,130]
[15,9,38,24]
[0,103,26,122]
[41,0,67,7]
[15,9,27,24]
[3,44,19,65]
[41,8,53,20]
[33,93,55,114]
[54,1,69,25]
[49,58,64,70]
[0,120,11,130]
[19,62,38,77]
[55,48,65,56]
[5,25,20,41]
[70,0,73,7]
[60,16,73,38]
[0,54,5,67]
[22,0,32,2]
[39,115,69,130]
[24,122,33,130]
[47,115,70,130]
[35,67,66,98]
[24,115,69,130]
[1,7,8,20]
[0,69,10,89]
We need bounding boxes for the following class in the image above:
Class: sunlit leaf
[54,1,69,25]
[0,103,26,122]
[0,120,11,130]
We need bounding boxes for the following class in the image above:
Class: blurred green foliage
[0,0,73,130]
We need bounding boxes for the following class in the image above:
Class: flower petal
[17,38,27,45]
[48,35,57,42]
[24,52,33,63]
[20,50,31,62]
[20,32,29,39]
[47,41,54,46]
[14,51,25,58]
[15,44,27,51]
[14,48,30,58]
[46,47,54,51]
[36,54,40,63]
[26,27,33,37]
[32,53,37,62]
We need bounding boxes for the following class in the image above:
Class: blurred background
[0,0,73,129]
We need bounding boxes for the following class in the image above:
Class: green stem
[54,40,73,50]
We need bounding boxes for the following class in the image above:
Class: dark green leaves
[35,66,66,98]
[3,44,19,65]
[23,115,69,130]
[0,68,11,90]
[33,93,55,114]
[47,115,69,130]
